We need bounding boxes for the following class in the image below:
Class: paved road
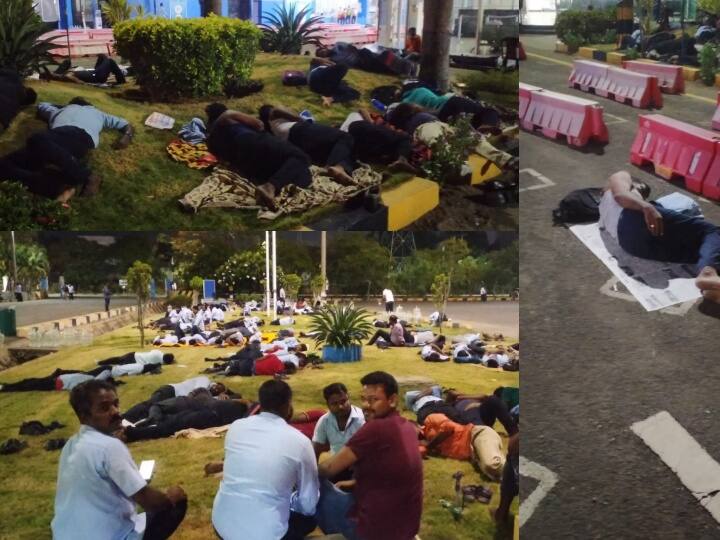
[0,297,137,327]
[355,300,519,338]
[520,35,720,539]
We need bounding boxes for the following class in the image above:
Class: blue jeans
[617,205,720,274]
[315,479,358,540]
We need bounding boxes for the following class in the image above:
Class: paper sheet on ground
[570,222,702,311]
[145,112,175,130]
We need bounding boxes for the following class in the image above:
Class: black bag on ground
[552,187,604,224]
[282,70,307,86]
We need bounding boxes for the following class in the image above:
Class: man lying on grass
[52,380,187,540]
[0,97,133,202]
[600,170,720,302]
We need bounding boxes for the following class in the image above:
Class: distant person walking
[68,284,75,300]
[382,287,394,313]
[480,286,488,302]
[14,283,23,302]
[103,285,111,312]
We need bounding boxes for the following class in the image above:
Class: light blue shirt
[37,103,128,148]
[212,412,319,540]
[312,405,365,455]
[52,425,147,540]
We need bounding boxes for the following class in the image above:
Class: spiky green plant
[0,0,57,76]
[133,4,146,18]
[101,0,132,26]
[259,3,324,55]
[307,305,374,348]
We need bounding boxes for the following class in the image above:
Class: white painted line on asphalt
[519,168,556,192]
[604,113,628,125]
[519,457,558,528]
[631,411,720,524]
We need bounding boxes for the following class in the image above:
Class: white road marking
[520,168,556,192]
[603,113,628,125]
[631,411,720,524]
[599,277,697,315]
[519,457,558,528]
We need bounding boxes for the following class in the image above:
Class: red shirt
[254,354,284,376]
[347,411,423,540]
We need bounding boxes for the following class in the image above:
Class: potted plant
[307,305,374,363]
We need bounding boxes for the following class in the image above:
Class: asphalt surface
[0,297,136,327]
[355,300,519,338]
[520,35,720,539]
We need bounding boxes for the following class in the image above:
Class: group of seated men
[51,370,519,540]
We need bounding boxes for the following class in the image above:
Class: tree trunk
[419,0,454,92]
[137,298,145,347]
[209,0,222,16]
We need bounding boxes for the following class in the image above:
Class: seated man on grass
[0,97,133,201]
[366,314,405,346]
[52,380,187,540]
[600,171,720,302]
[317,371,423,540]
[205,102,313,210]
[41,54,127,85]
[312,383,366,475]
[211,379,319,540]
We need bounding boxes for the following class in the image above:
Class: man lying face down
[204,102,313,210]
[600,170,720,301]
[52,380,187,540]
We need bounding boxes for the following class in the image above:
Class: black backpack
[552,187,604,224]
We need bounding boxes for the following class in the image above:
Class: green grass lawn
[0,310,518,539]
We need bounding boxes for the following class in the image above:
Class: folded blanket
[179,164,381,219]
[178,117,208,144]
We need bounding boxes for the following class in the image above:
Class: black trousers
[0,367,107,392]
[367,329,392,345]
[455,396,518,436]
[438,96,500,128]
[347,121,412,163]
[125,409,220,441]
[308,64,359,103]
[216,511,315,540]
[104,297,110,311]
[0,126,94,197]
[416,400,467,426]
[14,292,23,302]
[123,385,176,423]
[208,126,312,190]
[98,352,136,366]
[73,55,126,84]
[289,122,355,175]
[144,498,187,540]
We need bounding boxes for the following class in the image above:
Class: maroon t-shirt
[346,411,423,540]
[254,354,283,376]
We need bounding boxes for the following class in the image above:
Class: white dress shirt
[52,425,147,540]
[212,412,319,540]
[133,350,163,365]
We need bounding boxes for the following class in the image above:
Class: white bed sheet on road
[570,222,702,311]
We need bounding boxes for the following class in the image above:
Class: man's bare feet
[696,266,720,293]
[56,187,76,203]
[255,182,277,210]
[387,156,420,175]
[326,165,355,186]
[322,96,334,107]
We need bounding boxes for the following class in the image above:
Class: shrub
[700,43,718,85]
[259,3,323,54]
[307,305,374,348]
[101,0,132,26]
[625,46,640,60]
[0,0,57,76]
[0,181,74,229]
[556,8,615,45]
[114,15,261,100]
[563,32,584,53]
[421,115,479,184]
[603,29,617,44]
[458,70,519,95]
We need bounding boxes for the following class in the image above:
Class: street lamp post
[11,231,18,292]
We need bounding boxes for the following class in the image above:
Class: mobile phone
[139,460,155,481]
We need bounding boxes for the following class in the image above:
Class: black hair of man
[162,353,175,364]
[24,87,38,106]
[69,379,116,420]
[408,27,417,36]
[389,315,398,323]
[283,361,298,374]
[360,371,398,398]
[69,97,93,107]
[631,179,651,200]
[436,335,446,345]
[258,104,273,125]
[205,102,228,127]
[258,379,292,414]
[323,382,348,402]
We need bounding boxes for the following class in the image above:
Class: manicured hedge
[556,9,616,45]
[114,15,261,100]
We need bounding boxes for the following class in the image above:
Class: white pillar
[272,231,278,315]
[265,231,271,318]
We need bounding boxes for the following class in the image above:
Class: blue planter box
[323,344,362,363]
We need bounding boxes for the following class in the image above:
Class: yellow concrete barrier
[578,47,597,59]
[683,66,700,81]
[606,52,627,65]
[381,177,439,230]
[468,154,503,185]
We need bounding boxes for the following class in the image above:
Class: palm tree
[259,3,324,54]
